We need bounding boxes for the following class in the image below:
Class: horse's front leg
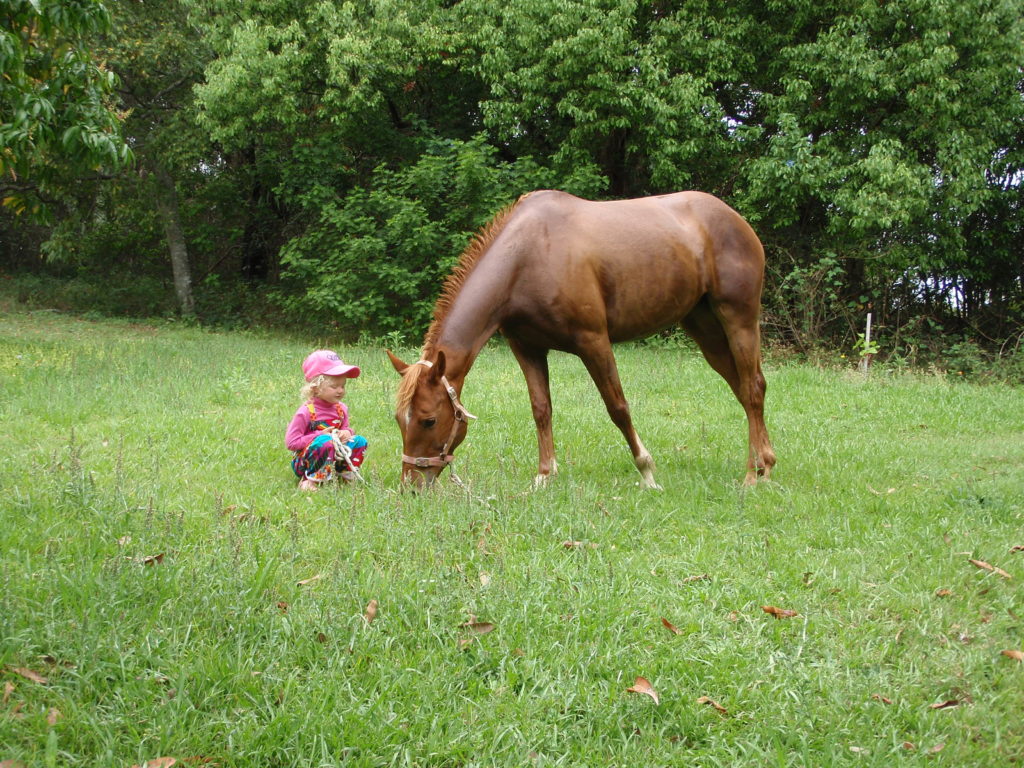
[508,340,558,487]
[576,333,661,490]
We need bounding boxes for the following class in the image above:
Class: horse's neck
[435,318,497,385]
[435,260,511,382]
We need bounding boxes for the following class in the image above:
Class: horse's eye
[422,418,436,428]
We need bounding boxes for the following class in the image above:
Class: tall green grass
[1,309,1022,767]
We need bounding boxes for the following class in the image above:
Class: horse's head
[387,349,475,488]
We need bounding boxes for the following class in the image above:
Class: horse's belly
[601,259,704,341]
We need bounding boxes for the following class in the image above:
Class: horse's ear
[386,349,408,375]
[432,350,447,381]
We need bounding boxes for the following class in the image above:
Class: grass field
[1,307,1022,767]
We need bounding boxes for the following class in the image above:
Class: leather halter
[401,361,477,471]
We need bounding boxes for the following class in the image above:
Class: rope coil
[330,430,365,483]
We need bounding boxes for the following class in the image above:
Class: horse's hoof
[532,474,551,489]
[743,470,771,486]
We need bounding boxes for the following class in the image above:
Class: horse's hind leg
[575,332,661,489]
[508,339,558,487]
[683,302,775,484]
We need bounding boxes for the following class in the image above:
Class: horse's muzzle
[401,464,443,490]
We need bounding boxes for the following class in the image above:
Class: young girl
[286,349,368,491]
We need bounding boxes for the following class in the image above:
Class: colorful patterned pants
[292,434,368,483]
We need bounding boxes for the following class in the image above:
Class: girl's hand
[335,429,353,442]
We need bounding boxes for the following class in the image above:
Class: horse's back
[516,190,762,271]
[504,191,764,340]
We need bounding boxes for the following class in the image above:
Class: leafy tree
[1,0,131,218]
[4,0,1020,355]
[190,0,597,333]
[97,0,214,315]
[458,0,741,196]
[732,0,1024,345]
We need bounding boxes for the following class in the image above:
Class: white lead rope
[330,430,365,483]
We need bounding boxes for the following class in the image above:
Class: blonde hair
[300,375,326,402]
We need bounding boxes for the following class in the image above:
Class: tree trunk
[242,165,272,280]
[155,169,195,316]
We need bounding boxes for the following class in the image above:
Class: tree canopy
[2,0,1022,364]
[1,0,131,218]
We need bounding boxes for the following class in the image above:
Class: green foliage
[275,134,603,338]
[854,332,880,359]
[4,271,175,317]
[459,0,738,193]
[0,0,132,219]
[767,252,847,349]
[2,0,1022,355]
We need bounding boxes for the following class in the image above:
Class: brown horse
[387,190,776,489]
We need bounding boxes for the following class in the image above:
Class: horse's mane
[396,194,530,412]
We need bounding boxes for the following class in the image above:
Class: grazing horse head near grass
[387,190,776,489]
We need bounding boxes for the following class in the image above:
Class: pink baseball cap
[302,349,360,381]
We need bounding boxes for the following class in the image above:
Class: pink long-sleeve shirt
[285,398,351,452]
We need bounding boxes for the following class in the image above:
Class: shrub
[273,134,605,339]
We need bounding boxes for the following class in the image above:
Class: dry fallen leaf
[870,693,893,705]
[275,602,289,613]
[479,571,491,587]
[316,632,328,644]
[901,742,916,751]
[117,535,132,547]
[661,617,681,635]
[3,681,14,704]
[130,759,177,768]
[562,540,583,549]
[626,676,660,705]
[968,558,1011,579]
[762,605,799,619]
[0,761,28,768]
[8,668,47,685]
[929,743,946,754]
[681,573,710,584]
[142,553,165,566]
[696,695,727,715]
[46,707,61,726]
[1000,649,1024,662]
[461,621,495,635]
[929,699,960,710]
[364,599,379,624]
[935,588,952,597]
[457,620,495,650]
[297,574,322,587]
[1011,545,1024,553]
